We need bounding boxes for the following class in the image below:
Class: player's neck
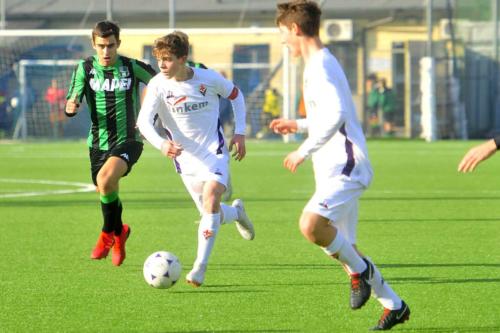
[174,66,193,82]
[301,36,324,63]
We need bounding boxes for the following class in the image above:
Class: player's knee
[299,216,319,242]
[96,172,115,193]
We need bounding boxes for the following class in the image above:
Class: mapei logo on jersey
[89,78,132,92]
[199,84,207,96]
[119,66,130,78]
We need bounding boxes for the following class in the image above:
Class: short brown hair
[152,32,189,59]
[92,20,120,42]
[276,0,321,37]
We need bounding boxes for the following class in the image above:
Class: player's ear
[116,39,121,49]
[291,22,300,35]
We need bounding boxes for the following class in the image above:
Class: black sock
[100,192,120,234]
[114,200,123,236]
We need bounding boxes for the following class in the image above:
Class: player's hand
[283,150,305,173]
[65,96,80,116]
[161,140,183,159]
[458,139,497,173]
[269,118,298,135]
[229,134,246,161]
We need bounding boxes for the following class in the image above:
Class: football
[143,251,182,289]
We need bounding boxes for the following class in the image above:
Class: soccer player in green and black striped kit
[65,21,156,266]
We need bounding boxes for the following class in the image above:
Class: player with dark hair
[271,1,409,330]
[65,20,156,266]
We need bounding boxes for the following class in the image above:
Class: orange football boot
[112,224,131,266]
[90,231,114,259]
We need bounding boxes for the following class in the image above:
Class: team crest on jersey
[119,66,130,78]
[199,84,207,96]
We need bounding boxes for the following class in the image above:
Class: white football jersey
[297,48,373,187]
[137,67,245,174]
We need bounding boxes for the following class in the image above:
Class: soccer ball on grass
[143,251,182,289]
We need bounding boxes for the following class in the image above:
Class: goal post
[1,28,300,142]
[13,59,81,140]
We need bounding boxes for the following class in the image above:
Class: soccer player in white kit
[271,1,409,330]
[137,32,255,287]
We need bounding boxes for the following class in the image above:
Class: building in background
[0,0,498,140]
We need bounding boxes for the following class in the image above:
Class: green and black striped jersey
[67,55,156,150]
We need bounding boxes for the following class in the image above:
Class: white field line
[0,178,95,198]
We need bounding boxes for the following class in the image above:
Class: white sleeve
[296,81,345,159]
[295,118,309,133]
[227,87,246,135]
[136,84,165,151]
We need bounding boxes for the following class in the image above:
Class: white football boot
[186,263,206,287]
[232,199,255,240]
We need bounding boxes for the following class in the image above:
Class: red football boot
[90,231,114,259]
[112,224,131,266]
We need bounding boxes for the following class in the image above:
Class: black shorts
[89,141,143,185]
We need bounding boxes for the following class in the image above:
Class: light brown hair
[276,0,321,37]
[152,32,189,59]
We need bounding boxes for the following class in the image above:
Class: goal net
[0,29,296,141]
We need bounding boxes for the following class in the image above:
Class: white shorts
[180,153,229,214]
[304,177,365,244]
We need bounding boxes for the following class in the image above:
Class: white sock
[365,257,402,310]
[220,203,238,225]
[195,213,220,266]
[323,232,366,274]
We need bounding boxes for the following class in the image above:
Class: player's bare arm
[269,118,298,134]
[161,140,183,159]
[458,139,497,173]
[229,134,246,161]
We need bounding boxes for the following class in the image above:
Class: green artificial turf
[0,140,499,332]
